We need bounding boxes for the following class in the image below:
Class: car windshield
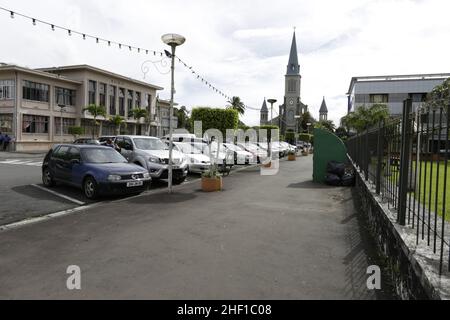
[81,148,127,164]
[175,143,196,154]
[224,144,244,152]
[133,138,168,150]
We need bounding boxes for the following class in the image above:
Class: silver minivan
[115,135,188,184]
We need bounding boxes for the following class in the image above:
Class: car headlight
[107,174,122,182]
[189,157,199,164]
[149,156,161,163]
[143,172,150,179]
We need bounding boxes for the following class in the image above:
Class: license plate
[127,181,143,187]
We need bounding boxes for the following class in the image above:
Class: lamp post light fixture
[161,33,186,194]
[58,104,66,143]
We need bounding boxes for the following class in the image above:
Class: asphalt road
[0,154,201,226]
[0,156,396,299]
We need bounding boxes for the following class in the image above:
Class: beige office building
[0,64,168,152]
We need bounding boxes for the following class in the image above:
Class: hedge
[191,107,239,137]
[298,133,312,143]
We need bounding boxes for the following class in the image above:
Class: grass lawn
[372,159,450,221]
[415,161,450,221]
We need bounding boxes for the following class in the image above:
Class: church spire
[286,30,300,76]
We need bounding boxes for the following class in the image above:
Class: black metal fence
[347,99,450,275]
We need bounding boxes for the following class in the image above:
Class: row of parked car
[43,134,299,199]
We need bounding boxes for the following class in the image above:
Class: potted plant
[302,149,309,156]
[288,150,296,161]
[201,168,223,192]
[201,138,224,192]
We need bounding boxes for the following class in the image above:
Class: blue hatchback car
[42,144,151,199]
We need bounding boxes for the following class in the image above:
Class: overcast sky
[1,0,449,126]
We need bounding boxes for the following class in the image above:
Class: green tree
[426,77,450,108]
[226,96,246,116]
[299,111,314,133]
[83,104,107,138]
[316,119,336,133]
[109,115,126,135]
[341,104,389,133]
[335,127,348,140]
[175,106,191,131]
[191,107,239,137]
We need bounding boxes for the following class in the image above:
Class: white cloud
[0,0,449,127]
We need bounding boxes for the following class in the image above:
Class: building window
[22,80,49,102]
[409,93,427,103]
[54,117,76,134]
[127,90,134,118]
[109,86,116,115]
[119,88,125,116]
[55,87,76,106]
[99,83,106,107]
[0,80,15,100]
[369,94,388,104]
[81,119,95,137]
[288,80,297,93]
[145,94,154,117]
[88,80,97,105]
[22,115,49,133]
[135,92,141,109]
[0,114,13,133]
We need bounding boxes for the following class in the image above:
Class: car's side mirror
[71,159,80,165]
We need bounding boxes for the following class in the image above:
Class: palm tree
[226,96,246,116]
[130,108,149,135]
[83,104,107,138]
[109,115,125,135]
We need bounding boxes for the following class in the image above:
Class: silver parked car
[115,135,188,184]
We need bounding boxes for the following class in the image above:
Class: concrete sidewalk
[0,156,394,299]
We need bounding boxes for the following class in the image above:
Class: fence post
[398,99,412,225]
[376,121,384,194]
[365,128,369,181]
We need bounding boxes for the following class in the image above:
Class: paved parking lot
[0,152,241,226]
[0,156,395,299]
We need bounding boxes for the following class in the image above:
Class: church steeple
[319,96,328,121]
[286,31,300,76]
[260,98,269,126]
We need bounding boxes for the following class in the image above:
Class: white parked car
[173,142,211,174]
[222,143,255,165]
[197,143,234,171]
[237,142,269,164]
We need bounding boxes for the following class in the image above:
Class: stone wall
[353,164,450,300]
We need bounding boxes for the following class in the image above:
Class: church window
[288,80,297,93]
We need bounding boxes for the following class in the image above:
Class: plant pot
[201,176,223,192]
[309,149,314,154]
[288,154,296,161]
[302,152,308,157]
[263,161,272,168]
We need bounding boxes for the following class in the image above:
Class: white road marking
[0,204,99,232]
[0,159,43,167]
[31,184,85,206]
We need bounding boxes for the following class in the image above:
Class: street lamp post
[58,104,66,143]
[162,33,186,194]
[267,99,277,159]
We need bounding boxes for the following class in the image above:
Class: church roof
[286,31,300,76]
[261,99,268,112]
[319,97,328,113]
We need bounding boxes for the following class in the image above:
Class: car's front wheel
[173,176,186,185]
[42,167,55,187]
[83,176,99,200]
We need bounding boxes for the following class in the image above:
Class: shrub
[68,126,84,136]
[191,107,239,137]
